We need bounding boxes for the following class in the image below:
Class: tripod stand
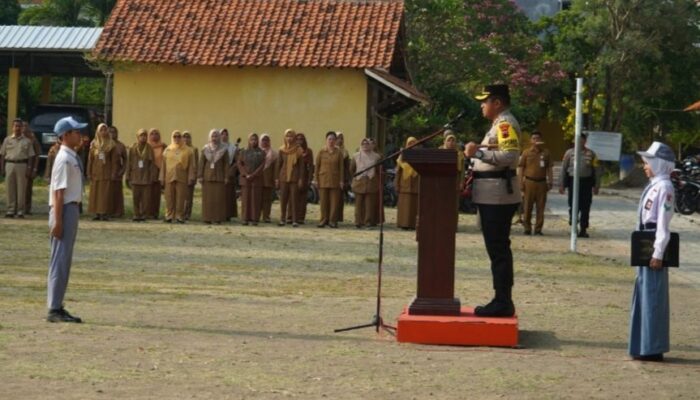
[334,110,468,335]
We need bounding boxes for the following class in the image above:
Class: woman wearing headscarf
[295,132,314,224]
[221,128,239,220]
[108,126,127,218]
[315,131,344,228]
[125,129,155,222]
[183,131,198,221]
[159,130,196,223]
[395,137,420,230]
[335,132,350,222]
[350,138,381,228]
[238,133,266,225]
[441,133,466,225]
[259,133,278,223]
[147,128,166,219]
[87,123,118,220]
[276,129,303,226]
[198,129,229,224]
[628,142,676,363]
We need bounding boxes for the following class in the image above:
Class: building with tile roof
[94,0,426,151]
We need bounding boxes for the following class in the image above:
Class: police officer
[559,133,601,238]
[464,84,521,317]
[0,118,36,218]
[518,131,553,235]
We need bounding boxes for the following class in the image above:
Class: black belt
[5,159,28,163]
[525,176,547,182]
[640,222,657,230]
[473,169,516,194]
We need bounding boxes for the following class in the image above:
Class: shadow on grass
[88,320,376,344]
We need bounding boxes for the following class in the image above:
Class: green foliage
[0,0,20,24]
[18,0,115,26]
[538,0,700,151]
[398,0,566,145]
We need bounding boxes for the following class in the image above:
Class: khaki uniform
[261,158,276,222]
[315,148,344,225]
[24,135,42,214]
[148,143,166,219]
[44,143,61,183]
[87,145,118,215]
[336,148,350,222]
[225,146,239,219]
[126,143,156,220]
[185,146,199,220]
[296,149,314,223]
[238,147,266,223]
[160,146,196,221]
[277,148,303,224]
[1,135,36,216]
[350,157,379,227]
[199,149,229,223]
[110,140,127,217]
[519,146,551,233]
[395,165,420,229]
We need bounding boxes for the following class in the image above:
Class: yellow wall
[113,65,368,152]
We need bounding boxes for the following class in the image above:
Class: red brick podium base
[396,306,519,347]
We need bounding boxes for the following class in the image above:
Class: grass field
[1,182,699,399]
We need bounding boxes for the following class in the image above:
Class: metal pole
[71,77,78,104]
[570,78,583,252]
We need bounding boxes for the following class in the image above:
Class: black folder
[630,231,679,268]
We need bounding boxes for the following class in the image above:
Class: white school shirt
[638,176,674,260]
[49,145,84,206]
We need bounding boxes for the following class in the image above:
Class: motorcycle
[672,156,700,215]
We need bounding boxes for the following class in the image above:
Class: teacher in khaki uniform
[160,130,197,223]
[464,84,521,317]
[518,131,553,235]
[315,131,345,228]
[0,118,36,218]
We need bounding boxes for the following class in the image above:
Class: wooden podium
[402,149,461,316]
[396,148,519,347]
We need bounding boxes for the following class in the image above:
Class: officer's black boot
[474,288,515,318]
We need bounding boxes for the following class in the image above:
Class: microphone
[444,110,468,129]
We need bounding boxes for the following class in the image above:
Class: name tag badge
[99,152,105,161]
[210,162,215,169]
[138,160,144,169]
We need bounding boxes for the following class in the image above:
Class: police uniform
[470,84,521,317]
[519,144,551,234]
[1,133,36,217]
[560,143,601,236]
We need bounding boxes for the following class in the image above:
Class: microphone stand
[334,110,468,335]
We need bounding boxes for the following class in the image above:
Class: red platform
[396,306,519,347]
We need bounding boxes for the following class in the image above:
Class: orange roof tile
[94,0,404,69]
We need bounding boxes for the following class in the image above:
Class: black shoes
[633,354,664,362]
[524,230,532,235]
[474,299,515,318]
[578,230,589,238]
[47,308,82,323]
[534,231,543,236]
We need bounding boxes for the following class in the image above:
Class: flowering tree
[399,0,566,138]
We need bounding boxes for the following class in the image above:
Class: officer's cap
[475,84,510,102]
[637,141,675,162]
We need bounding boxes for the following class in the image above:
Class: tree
[0,0,20,24]
[18,0,116,27]
[396,0,566,143]
[539,0,700,150]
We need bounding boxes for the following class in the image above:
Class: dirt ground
[1,183,699,399]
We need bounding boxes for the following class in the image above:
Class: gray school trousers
[47,202,80,311]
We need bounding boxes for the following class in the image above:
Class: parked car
[29,104,102,159]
